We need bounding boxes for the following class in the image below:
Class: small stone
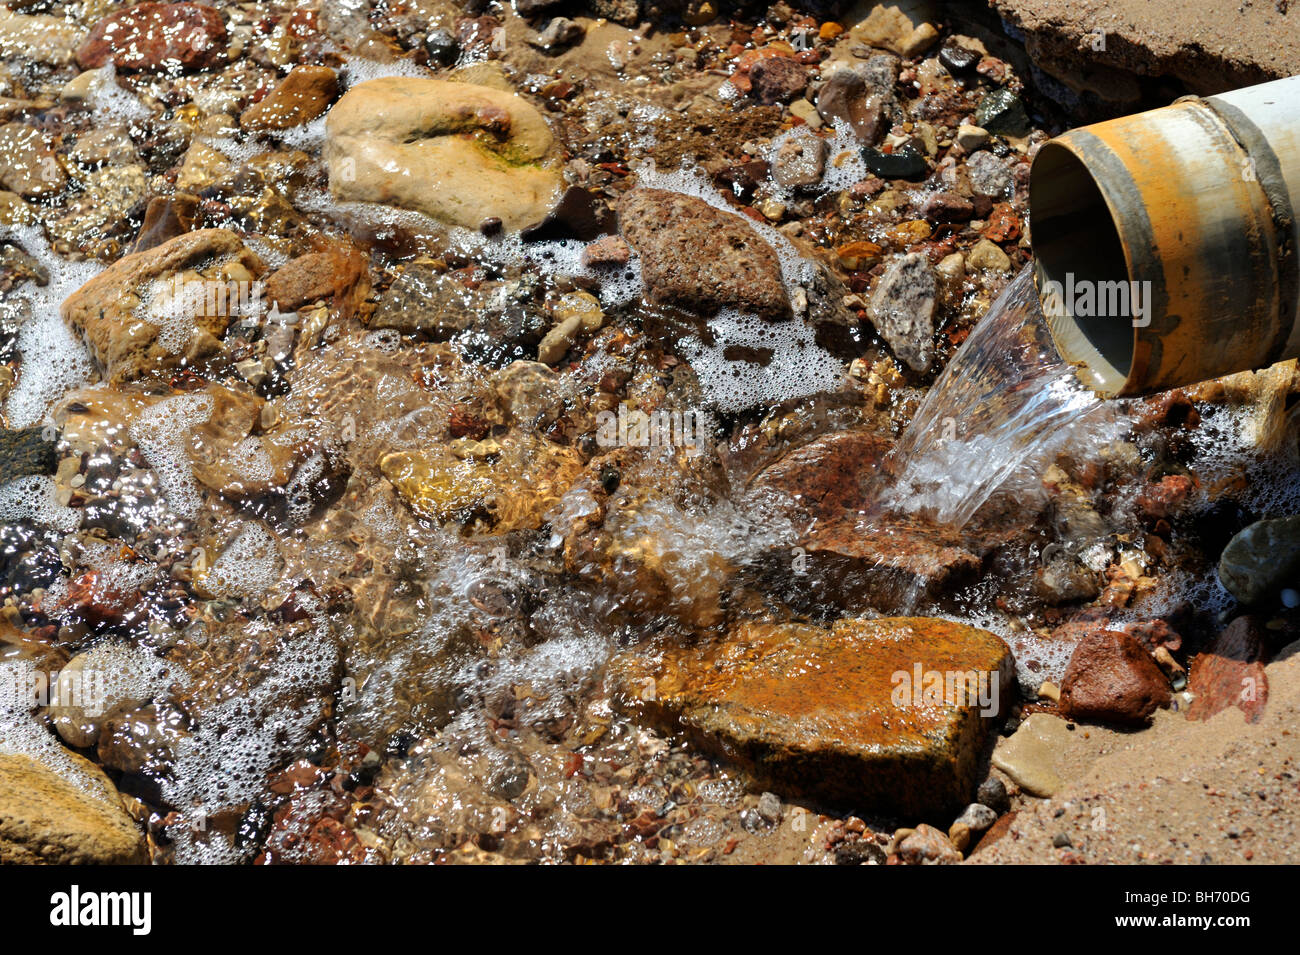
[425,29,458,66]
[1218,515,1300,605]
[855,4,939,58]
[920,191,973,222]
[862,145,926,181]
[949,802,998,851]
[976,775,1010,814]
[530,17,584,51]
[897,823,961,864]
[265,245,367,312]
[788,98,823,129]
[955,123,990,152]
[773,135,828,189]
[967,238,1011,272]
[939,39,980,74]
[992,713,1073,797]
[1052,832,1073,848]
[966,150,1012,196]
[581,234,630,267]
[974,89,1030,137]
[240,65,337,131]
[618,188,791,319]
[816,67,890,144]
[748,56,807,105]
[756,791,782,825]
[326,77,563,232]
[1037,680,1060,702]
[1059,630,1170,726]
[867,252,936,372]
[0,124,65,198]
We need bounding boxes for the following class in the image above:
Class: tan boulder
[0,752,147,864]
[325,76,562,231]
[61,229,264,383]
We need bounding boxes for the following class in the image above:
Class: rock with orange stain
[609,617,1013,815]
[1188,616,1269,723]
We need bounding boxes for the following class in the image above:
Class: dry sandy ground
[970,641,1300,864]
[990,0,1300,98]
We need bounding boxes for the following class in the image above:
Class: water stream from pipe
[876,264,1107,527]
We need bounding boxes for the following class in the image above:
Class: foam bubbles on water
[682,307,844,413]
[204,522,283,598]
[0,475,81,533]
[1,224,99,428]
[129,393,214,520]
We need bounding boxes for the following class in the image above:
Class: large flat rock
[610,617,1013,817]
[993,0,1300,102]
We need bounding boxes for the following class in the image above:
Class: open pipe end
[1030,140,1136,398]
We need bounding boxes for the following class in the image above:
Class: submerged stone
[974,89,1029,136]
[617,188,791,319]
[609,617,1013,816]
[1218,515,1300,605]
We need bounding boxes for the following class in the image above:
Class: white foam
[203,521,283,598]
[129,393,214,520]
[1,224,99,429]
[0,475,81,533]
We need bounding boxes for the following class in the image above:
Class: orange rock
[610,617,1013,815]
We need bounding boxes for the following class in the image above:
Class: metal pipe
[1029,75,1300,397]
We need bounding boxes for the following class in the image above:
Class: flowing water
[876,265,1107,528]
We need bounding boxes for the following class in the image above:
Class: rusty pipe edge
[1029,75,1300,397]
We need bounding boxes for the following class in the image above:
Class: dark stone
[0,426,57,478]
[974,89,1030,136]
[939,39,980,74]
[424,29,459,66]
[976,775,1010,814]
[521,185,616,242]
[862,145,927,181]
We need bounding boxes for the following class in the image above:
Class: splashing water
[878,265,1106,527]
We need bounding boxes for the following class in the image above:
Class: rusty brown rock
[1188,616,1270,724]
[776,512,982,614]
[265,245,367,313]
[129,192,200,254]
[1059,629,1170,726]
[618,188,791,319]
[240,65,338,131]
[609,616,1013,816]
[745,429,891,525]
[76,3,227,72]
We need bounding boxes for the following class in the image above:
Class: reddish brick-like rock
[1188,616,1270,723]
[1059,629,1170,726]
[77,3,227,72]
